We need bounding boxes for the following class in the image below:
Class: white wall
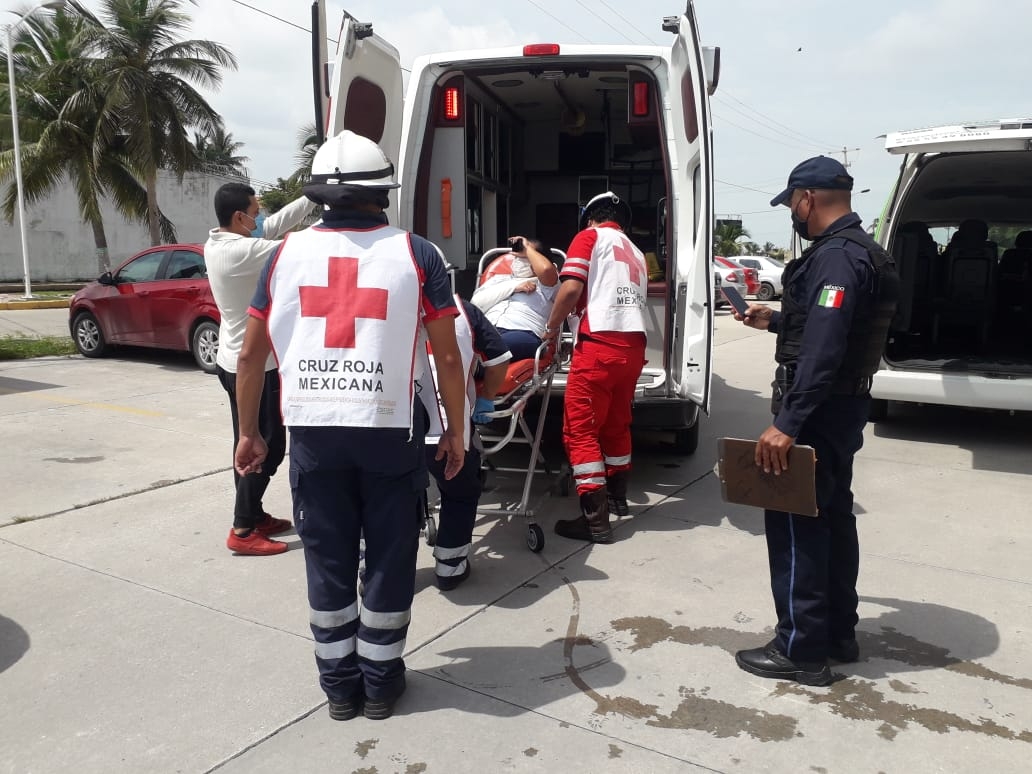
[0,168,241,282]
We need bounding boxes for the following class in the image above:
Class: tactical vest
[776,225,900,386]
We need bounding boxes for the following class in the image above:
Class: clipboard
[717,437,818,516]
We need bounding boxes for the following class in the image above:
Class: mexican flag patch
[818,285,845,308]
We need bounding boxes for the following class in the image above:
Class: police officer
[233,130,468,720]
[426,293,512,590]
[543,192,648,543]
[733,156,899,686]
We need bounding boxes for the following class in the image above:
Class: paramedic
[471,237,559,360]
[542,192,648,543]
[426,296,512,591]
[206,183,317,556]
[733,156,899,686]
[233,130,468,721]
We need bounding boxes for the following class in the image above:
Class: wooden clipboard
[717,437,818,516]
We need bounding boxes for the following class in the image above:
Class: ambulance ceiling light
[492,79,523,87]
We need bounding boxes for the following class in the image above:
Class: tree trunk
[146,170,160,245]
[90,218,110,275]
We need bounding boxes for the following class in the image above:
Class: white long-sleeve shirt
[205,195,317,373]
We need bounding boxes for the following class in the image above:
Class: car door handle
[137,290,151,297]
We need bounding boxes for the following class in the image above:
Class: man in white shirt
[471,237,558,360]
[205,183,316,555]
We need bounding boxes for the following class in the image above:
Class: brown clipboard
[716,437,818,516]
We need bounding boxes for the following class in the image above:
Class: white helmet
[579,190,632,230]
[304,130,400,206]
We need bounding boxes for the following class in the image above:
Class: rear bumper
[630,397,700,431]
[871,368,1032,411]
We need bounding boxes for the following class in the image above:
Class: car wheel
[757,282,776,301]
[191,320,219,374]
[72,312,107,358]
[671,420,700,455]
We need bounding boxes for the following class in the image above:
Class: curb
[0,299,71,310]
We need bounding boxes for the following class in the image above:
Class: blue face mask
[250,213,265,238]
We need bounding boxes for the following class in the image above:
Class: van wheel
[868,398,889,422]
[672,421,700,454]
[191,320,219,374]
[757,282,776,301]
[72,312,107,357]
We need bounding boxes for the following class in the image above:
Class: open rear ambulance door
[665,2,716,414]
[321,9,404,225]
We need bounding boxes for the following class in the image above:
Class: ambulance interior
[885,150,1032,376]
[408,61,673,368]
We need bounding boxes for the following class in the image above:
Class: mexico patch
[818,285,845,308]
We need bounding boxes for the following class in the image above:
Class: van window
[343,77,387,143]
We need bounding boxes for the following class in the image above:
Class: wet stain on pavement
[611,615,759,655]
[355,739,378,759]
[608,744,623,759]
[405,765,427,774]
[773,679,1032,743]
[523,748,538,757]
[43,456,103,464]
[888,680,922,695]
[351,769,377,774]
[646,685,798,741]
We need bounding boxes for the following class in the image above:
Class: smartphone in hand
[720,285,750,316]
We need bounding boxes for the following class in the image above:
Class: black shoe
[735,641,832,686]
[327,694,363,721]
[829,638,860,663]
[364,679,406,720]
[436,561,471,591]
[607,495,629,517]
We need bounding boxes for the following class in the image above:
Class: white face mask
[511,255,534,279]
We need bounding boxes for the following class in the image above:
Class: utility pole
[827,146,861,169]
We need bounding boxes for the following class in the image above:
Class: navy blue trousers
[765,395,869,662]
[289,424,427,702]
[497,328,544,361]
[426,443,482,579]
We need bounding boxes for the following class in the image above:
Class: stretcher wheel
[424,514,437,547]
[526,523,545,553]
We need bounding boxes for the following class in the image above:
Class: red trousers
[563,338,646,495]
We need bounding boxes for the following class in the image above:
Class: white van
[312,3,720,453]
[870,120,1032,419]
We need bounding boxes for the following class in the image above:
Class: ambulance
[311,2,719,453]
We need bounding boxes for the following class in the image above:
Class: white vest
[425,296,477,449]
[267,225,422,429]
[582,226,648,337]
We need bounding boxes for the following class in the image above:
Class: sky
[64,0,1031,248]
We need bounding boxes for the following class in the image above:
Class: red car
[69,244,220,373]
[715,255,760,296]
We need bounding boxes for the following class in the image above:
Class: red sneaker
[226,529,288,556]
[254,513,292,536]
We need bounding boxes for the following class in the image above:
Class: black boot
[554,488,613,543]
[606,470,629,517]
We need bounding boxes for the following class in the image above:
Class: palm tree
[714,221,750,257]
[0,6,173,273]
[763,241,777,255]
[193,122,248,175]
[79,0,237,244]
[289,122,319,185]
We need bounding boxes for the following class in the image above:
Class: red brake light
[632,82,650,117]
[523,44,560,56]
[443,87,461,120]
[727,272,738,282]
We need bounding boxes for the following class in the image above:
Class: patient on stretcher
[471,237,558,361]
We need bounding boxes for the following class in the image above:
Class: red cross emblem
[299,256,388,349]
[613,239,645,285]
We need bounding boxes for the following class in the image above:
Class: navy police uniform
[763,212,899,663]
[426,300,511,584]
[249,210,457,706]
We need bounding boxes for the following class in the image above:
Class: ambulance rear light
[523,43,561,56]
[443,87,461,121]
[632,82,650,117]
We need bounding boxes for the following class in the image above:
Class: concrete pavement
[2,309,1031,773]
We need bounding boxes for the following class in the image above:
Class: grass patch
[0,336,77,360]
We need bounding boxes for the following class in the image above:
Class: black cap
[769,156,853,207]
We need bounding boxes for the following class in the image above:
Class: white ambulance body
[316,3,718,452]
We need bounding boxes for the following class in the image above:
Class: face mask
[250,213,265,238]
[790,198,811,241]
[511,255,534,279]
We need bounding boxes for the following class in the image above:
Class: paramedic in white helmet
[543,192,648,544]
[233,130,468,722]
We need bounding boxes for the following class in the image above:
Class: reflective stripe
[310,602,359,629]
[433,543,471,561]
[575,476,606,487]
[482,352,513,368]
[786,516,799,658]
[314,637,356,660]
[604,454,631,466]
[360,608,411,630]
[357,638,406,662]
[572,461,605,475]
[435,558,469,577]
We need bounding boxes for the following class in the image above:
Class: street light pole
[5,0,65,300]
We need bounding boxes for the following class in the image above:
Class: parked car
[736,255,786,300]
[715,255,760,296]
[69,244,220,373]
[714,262,748,308]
